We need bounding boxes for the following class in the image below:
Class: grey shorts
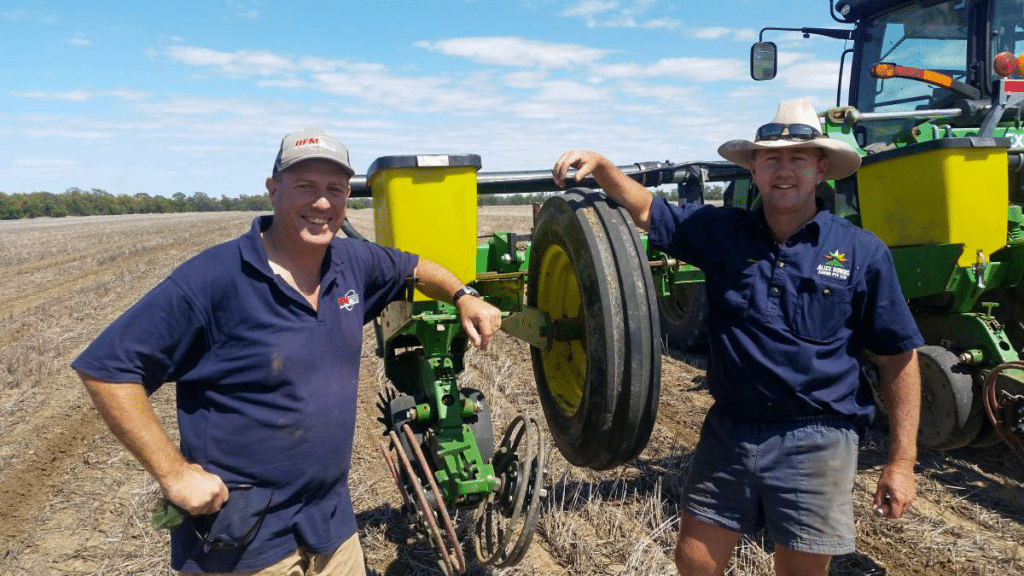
[681,404,859,555]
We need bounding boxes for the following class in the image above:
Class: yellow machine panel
[858,138,1009,267]
[367,154,481,300]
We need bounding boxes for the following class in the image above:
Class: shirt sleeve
[71,277,209,393]
[357,243,419,323]
[647,197,725,268]
[857,244,925,356]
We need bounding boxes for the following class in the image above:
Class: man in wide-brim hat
[553,99,923,576]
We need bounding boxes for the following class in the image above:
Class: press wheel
[473,415,546,567]
[528,189,661,470]
[983,362,1024,459]
[917,345,982,450]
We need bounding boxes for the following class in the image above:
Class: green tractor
[741,0,1024,455]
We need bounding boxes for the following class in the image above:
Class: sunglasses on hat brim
[754,123,822,142]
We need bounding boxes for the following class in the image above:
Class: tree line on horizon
[0,188,272,220]
[0,185,724,220]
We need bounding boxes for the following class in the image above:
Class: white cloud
[313,70,504,115]
[415,37,610,69]
[10,90,92,101]
[166,45,293,76]
[227,0,261,20]
[13,158,82,168]
[642,18,682,30]
[777,50,809,67]
[256,77,311,89]
[562,1,619,18]
[560,0,676,30]
[774,53,842,90]
[598,57,748,82]
[533,80,611,102]
[621,84,702,105]
[690,27,732,40]
[67,36,92,47]
[503,70,550,88]
[138,97,270,116]
[0,10,57,24]
[298,56,342,73]
[688,27,758,41]
[734,28,758,42]
[107,89,152,101]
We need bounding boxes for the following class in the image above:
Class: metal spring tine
[388,430,457,576]
[401,423,467,574]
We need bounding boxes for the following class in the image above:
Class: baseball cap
[272,127,355,177]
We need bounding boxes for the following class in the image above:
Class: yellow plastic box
[367,154,481,301]
[857,137,1009,267]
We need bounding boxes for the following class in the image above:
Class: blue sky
[4,0,853,198]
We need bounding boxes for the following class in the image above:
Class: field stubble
[0,206,1021,576]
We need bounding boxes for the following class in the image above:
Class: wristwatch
[452,285,480,304]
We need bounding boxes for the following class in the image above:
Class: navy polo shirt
[72,216,418,573]
[649,197,923,428]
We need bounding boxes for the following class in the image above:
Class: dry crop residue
[1,206,1022,576]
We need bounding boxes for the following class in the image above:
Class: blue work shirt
[72,216,418,573]
[649,197,923,429]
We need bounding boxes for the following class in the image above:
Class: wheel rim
[536,243,586,417]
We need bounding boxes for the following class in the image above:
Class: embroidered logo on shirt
[816,250,851,281]
[337,290,360,311]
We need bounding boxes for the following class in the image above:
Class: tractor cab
[849,0,974,146]
[754,0,1024,149]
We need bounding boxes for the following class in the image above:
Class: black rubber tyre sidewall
[528,189,660,470]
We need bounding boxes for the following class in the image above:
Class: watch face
[456,286,479,301]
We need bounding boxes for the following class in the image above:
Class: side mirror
[750,42,777,81]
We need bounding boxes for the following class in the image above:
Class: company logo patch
[816,250,850,280]
[337,290,360,311]
[295,137,319,147]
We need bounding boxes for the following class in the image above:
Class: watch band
[452,285,480,304]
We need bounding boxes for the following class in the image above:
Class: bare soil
[0,207,1022,576]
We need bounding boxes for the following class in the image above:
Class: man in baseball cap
[74,127,502,574]
[553,99,922,576]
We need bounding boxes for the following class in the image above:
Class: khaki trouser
[179,533,366,576]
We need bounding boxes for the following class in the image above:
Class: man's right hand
[161,463,229,516]
[551,149,655,231]
[551,150,612,189]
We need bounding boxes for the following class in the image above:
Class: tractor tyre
[528,189,661,470]
[658,282,709,352]
[917,345,982,451]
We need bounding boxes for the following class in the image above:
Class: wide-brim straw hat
[717,99,861,181]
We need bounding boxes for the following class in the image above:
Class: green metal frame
[376,299,498,503]
[375,236,556,508]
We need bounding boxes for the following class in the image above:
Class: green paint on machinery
[748,0,1024,456]
[340,3,1024,570]
[362,156,664,574]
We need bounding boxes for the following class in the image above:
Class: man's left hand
[873,461,916,519]
[456,296,502,351]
